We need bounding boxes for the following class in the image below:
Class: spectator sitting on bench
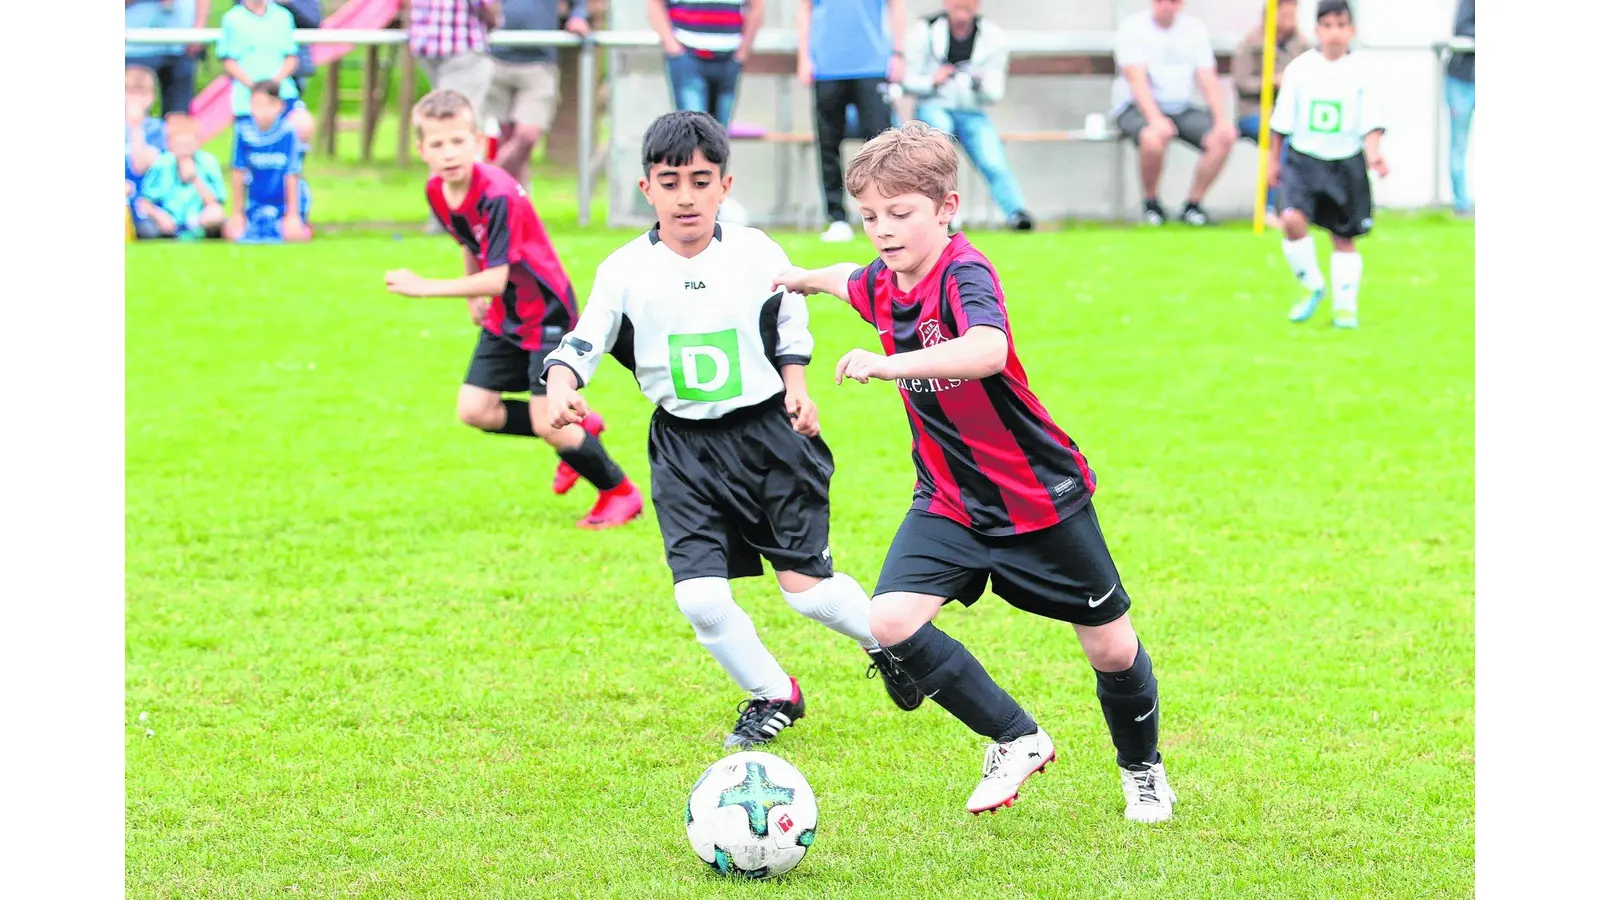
[135,114,228,240]
[126,66,168,236]
[1111,0,1237,226]
[1235,0,1310,229]
[225,81,312,243]
[902,0,1034,231]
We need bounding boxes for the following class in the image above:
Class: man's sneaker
[725,677,806,748]
[1007,211,1035,231]
[1120,760,1177,823]
[819,220,853,243]
[1141,200,1167,226]
[865,647,923,711]
[552,412,608,495]
[1333,310,1359,329]
[966,728,1055,814]
[1288,288,1325,323]
[577,479,642,530]
[1180,202,1214,226]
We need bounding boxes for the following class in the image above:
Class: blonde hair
[412,89,479,139]
[844,120,959,206]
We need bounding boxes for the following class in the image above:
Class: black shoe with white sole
[724,677,806,748]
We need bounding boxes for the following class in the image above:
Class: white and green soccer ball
[685,750,818,879]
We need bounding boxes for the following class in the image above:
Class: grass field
[125,195,1474,898]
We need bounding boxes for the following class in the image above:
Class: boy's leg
[1330,236,1362,329]
[987,502,1175,821]
[1278,151,1327,322]
[525,348,639,527]
[1327,153,1374,329]
[1445,76,1475,214]
[812,80,853,229]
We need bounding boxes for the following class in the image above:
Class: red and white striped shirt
[666,0,747,59]
[409,0,489,58]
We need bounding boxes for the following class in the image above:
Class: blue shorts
[243,184,313,242]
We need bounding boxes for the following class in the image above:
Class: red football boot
[578,477,643,530]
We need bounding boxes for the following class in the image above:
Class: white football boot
[966,728,1055,814]
[1119,760,1177,823]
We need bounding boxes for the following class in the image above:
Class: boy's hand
[126,100,146,127]
[1267,157,1281,188]
[771,267,816,295]
[149,208,177,233]
[546,383,590,430]
[283,215,311,242]
[176,156,198,183]
[468,297,491,326]
[385,269,429,297]
[1368,153,1389,178]
[835,348,895,385]
[786,390,820,437]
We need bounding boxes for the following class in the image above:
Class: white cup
[1084,113,1108,139]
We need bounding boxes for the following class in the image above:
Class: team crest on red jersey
[472,223,487,244]
[918,319,948,348]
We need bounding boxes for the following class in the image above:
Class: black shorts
[1279,147,1374,239]
[649,394,835,583]
[464,327,567,396]
[874,503,1132,627]
[1117,104,1214,150]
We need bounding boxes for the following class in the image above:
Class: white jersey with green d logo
[1269,50,1385,161]
[541,223,814,421]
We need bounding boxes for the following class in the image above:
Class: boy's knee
[457,399,500,430]
[675,577,737,633]
[869,598,925,647]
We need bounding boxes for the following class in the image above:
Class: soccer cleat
[1007,211,1035,232]
[865,647,924,711]
[552,412,608,495]
[577,478,643,530]
[1120,760,1177,823]
[1141,200,1167,226]
[1288,289,1325,323]
[1180,202,1214,226]
[965,728,1055,814]
[1333,311,1359,329]
[819,220,854,243]
[724,677,807,748]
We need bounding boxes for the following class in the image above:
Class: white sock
[1281,236,1326,293]
[1330,251,1362,316]
[675,577,791,699]
[780,572,879,650]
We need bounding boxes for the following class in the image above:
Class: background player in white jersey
[1269,0,1387,329]
[541,111,923,748]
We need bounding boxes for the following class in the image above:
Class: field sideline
[126,214,1473,898]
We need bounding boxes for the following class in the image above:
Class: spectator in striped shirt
[409,0,500,117]
[646,0,764,129]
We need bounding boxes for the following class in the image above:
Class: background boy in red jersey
[384,90,641,530]
[774,121,1175,822]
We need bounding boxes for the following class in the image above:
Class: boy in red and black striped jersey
[384,90,642,529]
[775,121,1175,822]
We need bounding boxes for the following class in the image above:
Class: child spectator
[136,114,229,240]
[125,66,169,236]
[225,81,312,243]
[219,0,316,143]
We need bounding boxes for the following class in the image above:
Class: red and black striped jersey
[846,235,1096,536]
[426,163,577,349]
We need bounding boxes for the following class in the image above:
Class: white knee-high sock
[1330,251,1362,316]
[780,572,879,650]
[1282,236,1326,292]
[675,577,791,699]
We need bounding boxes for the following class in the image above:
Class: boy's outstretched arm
[385,264,509,298]
[836,325,1008,385]
[772,262,859,301]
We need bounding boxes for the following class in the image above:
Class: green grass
[126,197,1474,898]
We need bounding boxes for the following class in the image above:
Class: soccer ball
[685,750,818,879]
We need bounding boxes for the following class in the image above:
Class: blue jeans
[916,104,1027,217]
[1238,113,1287,211]
[1445,76,1474,212]
[665,52,742,128]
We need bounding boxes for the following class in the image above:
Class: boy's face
[250,92,285,130]
[854,183,958,277]
[417,113,482,185]
[1316,12,1354,53]
[126,79,155,115]
[638,149,732,248]
[168,130,198,159]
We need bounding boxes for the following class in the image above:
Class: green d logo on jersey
[669,329,742,401]
[1309,100,1344,134]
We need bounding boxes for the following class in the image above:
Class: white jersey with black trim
[541,223,814,421]
[1270,49,1385,161]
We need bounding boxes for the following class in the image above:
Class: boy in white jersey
[1269,0,1388,329]
[541,111,924,748]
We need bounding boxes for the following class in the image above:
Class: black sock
[557,433,626,491]
[1095,641,1161,769]
[884,623,1035,742]
[490,399,537,437]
